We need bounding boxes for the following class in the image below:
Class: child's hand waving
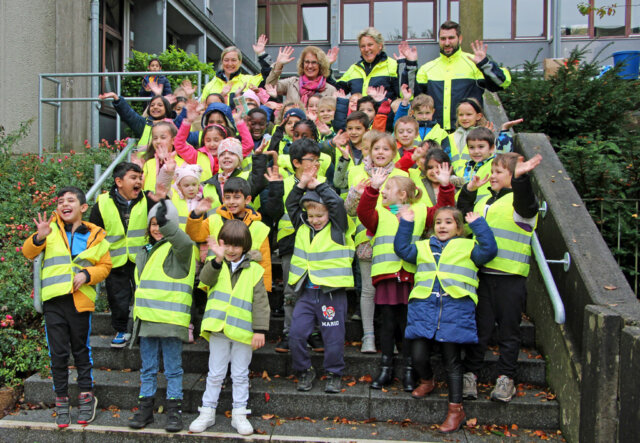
[465,212,481,224]
[264,165,283,182]
[467,174,490,192]
[434,162,452,186]
[515,154,542,178]
[369,167,389,190]
[33,212,54,242]
[206,236,226,263]
[398,205,415,222]
[501,118,524,131]
[194,197,213,216]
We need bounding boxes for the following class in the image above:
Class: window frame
[258,0,331,44]
[340,0,437,42]
[562,0,639,39]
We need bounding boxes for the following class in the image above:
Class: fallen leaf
[262,414,275,420]
[371,432,378,435]
[255,429,267,434]
[224,410,232,418]
[604,285,617,290]
[264,392,271,402]
[358,375,373,383]
[363,417,377,424]
[381,388,388,393]
[262,370,271,381]
[571,203,580,207]
[347,381,356,387]
[466,418,477,427]
[511,424,519,430]
[341,388,346,392]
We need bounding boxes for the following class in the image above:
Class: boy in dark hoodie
[285,159,354,394]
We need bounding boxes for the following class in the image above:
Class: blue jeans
[139,336,183,399]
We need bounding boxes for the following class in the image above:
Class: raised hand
[332,130,349,149]
[220,82,233,97]
[253,34,268,54]
[400,83,412,103]
[469,40,488,64]
[165,94,177,105]
[264,101,282,112]
[148,78,163,96]
[195,197,214,216]
[514,154,542,178]
[276,46,295,65]
[164,151,177,175]
[411,145,426,162]
[307,175,320,190]
[185,99,201,123]
[467,174,490,192]
[501,118,524,131]
[336,142,350,160]
[398,205,415,222]
[234,81,248,96]
[98,92,118,101]
[465,212,481,224]
[306,109,317,122]
[255,136,270,155]
[232,106,244,124]
[316,119,332,136]
[265,84,278,98]
[434,162,452,186]
[367,85,387,102]
[264,165,283,182]
[484,120,495,132]
[206,236,226,263]
[33,212,54,242]
[181,79,196,97]
[334,89,346,99]
[326,47,340,65]
[355,179,368,195]
[395,41,417,62]
[370,167,389,190]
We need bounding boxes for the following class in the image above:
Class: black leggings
[412,338,463,403]
[378,304,410,360]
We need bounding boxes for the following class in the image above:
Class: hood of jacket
[201,102,236,131]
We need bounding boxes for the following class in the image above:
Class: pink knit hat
[242,89,261,106]
[218,137,243,160]
[174,163,203,185]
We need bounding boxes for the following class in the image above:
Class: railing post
[116,74,122,141]
[56,82,62,152]
[90,0,100,149]
[38,75,43,157]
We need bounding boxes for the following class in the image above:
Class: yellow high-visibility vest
[97,193,147,267]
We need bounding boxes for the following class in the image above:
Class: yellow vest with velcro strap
[411,238,479,304]
[348,165,408,246]
[277,175,327,243]
[371,203,427,277]
[204,215,270,262]
[41,222,110,303]
[288,223,354,288]
[408,169,435,208]
[474,193,536,277]
[97,193,148,268]
[133,241,197,328]
[201,261,264,344]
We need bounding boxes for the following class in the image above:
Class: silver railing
[32,138,138,313]
[38,70,203,156]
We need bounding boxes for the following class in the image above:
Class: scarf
[299,74,326,105]
[363,156,396,178]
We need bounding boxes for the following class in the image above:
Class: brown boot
[439,403,465,433]
[411,378,435,399]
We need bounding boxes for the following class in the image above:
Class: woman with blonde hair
[265,45,338,105]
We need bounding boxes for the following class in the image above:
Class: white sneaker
[231,407,253,435]
[361,334,376,353]
[189,406,216,433]
[491,375,516,403]
[462,372,477,399]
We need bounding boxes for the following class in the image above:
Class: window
[257,1,329,44]
[341,1,436,42]
[562,1,639,37]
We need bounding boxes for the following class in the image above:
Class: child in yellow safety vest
[23,187,112,428]
[457,152,542,404]
[128,199,197,433]
[189,220,270,436]
[393,206,497,432]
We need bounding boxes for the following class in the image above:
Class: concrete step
[88,336,547,385]
[89,312,536,347]
[0,407,566,443]
[23,369,559,429]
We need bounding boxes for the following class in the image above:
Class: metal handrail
[39,70,202,156]
[32,138,138,314]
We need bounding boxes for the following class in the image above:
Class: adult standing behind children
[403,21,511,131]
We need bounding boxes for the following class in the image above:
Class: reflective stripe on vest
[205,215,270,260]
[133,241,197,328]
[201,261,264,344]
[411,238,478,303]
[288,223,354,288]
[98,193,147,267]
[474,193,536,277]
[371,203,426,277]
[41,222,109,303]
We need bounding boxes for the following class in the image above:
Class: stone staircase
[1,301,561,442]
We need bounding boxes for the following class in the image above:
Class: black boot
[370,355,394,389]
[129,396,154,429]
[165,399,183,432]
[403,357,416,392]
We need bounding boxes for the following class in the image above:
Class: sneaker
[77,392,98,424]
[55,396,70,428]
[350,309,361,321]
[296,367,316,391]
[308,333,324,353]
[462,372,478,400]
[111,332,131,348]
[361,334,376,354]
[275,336,289,353]
[325,373,342,394]
[189,406,216,433]
[231,407,254,435]
[491,375,516,403]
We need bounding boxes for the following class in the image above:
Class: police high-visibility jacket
[371,203,426,277]
[277,175,326,243]
[97,193,148,267]
[411,238,479,303]
[201,261,264,344]
[288,223,355,288]
[337,53,399,100]
[205,214,270,262]
[413,49,511,131]
[408,169,435,208]
[474,193,536,277]
[41,222,111,304]
[201,72,264,105]
[133,241,197,328]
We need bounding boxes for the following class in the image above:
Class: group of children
[24,49,543,435]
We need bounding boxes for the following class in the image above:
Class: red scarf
[299,75,326,105]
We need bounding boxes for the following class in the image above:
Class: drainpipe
[553,0,561,58]
[90,0,100,148]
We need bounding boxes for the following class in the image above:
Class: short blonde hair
[411,94,435,111]
[220,46,242,69]
[357,27,385,51]
[318,96,337,110]
[387,176,422,204]
[297,46,331,78]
